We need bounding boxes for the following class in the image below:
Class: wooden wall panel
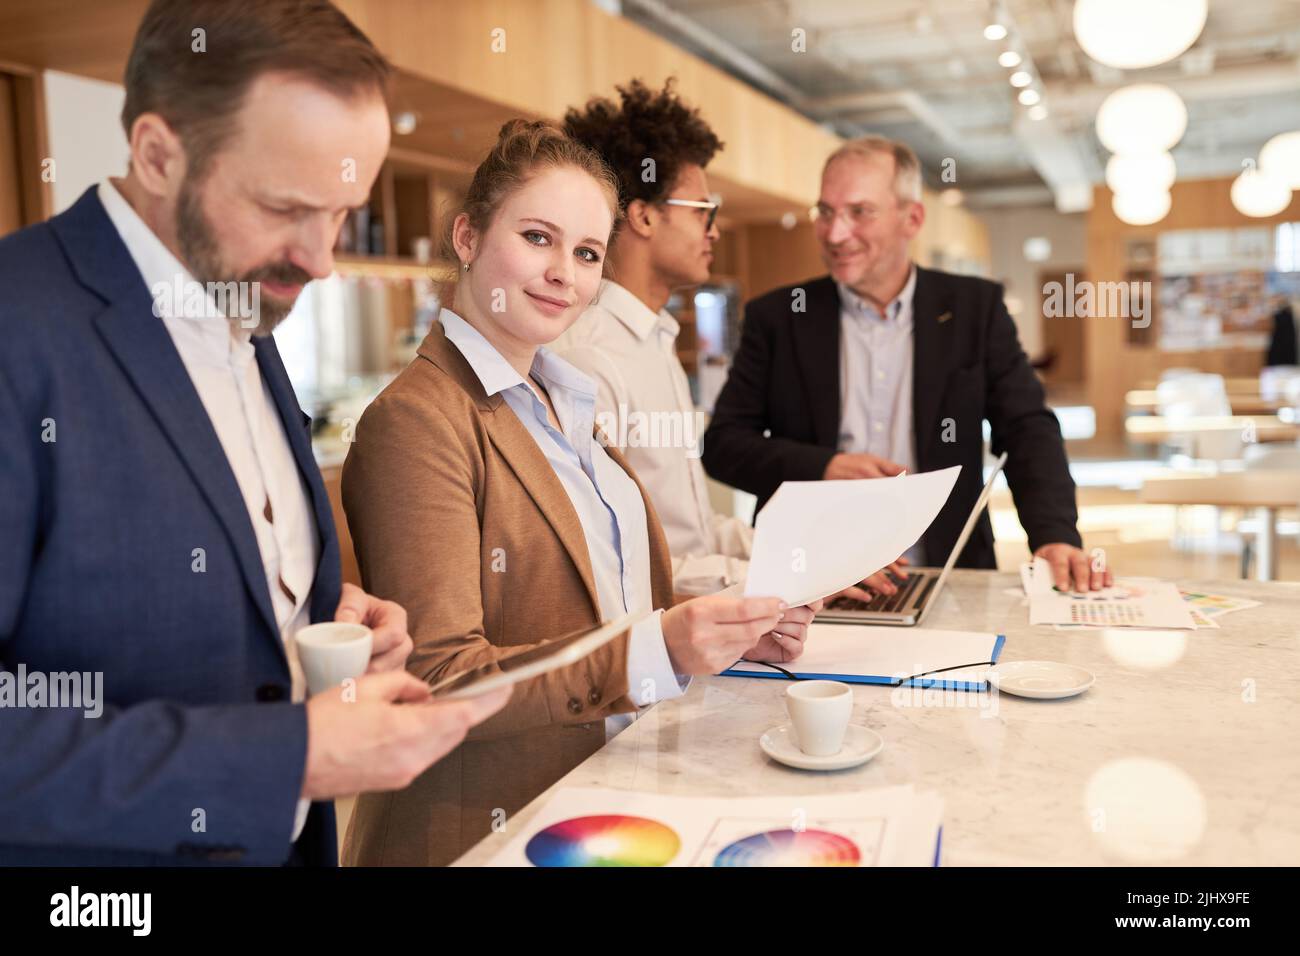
[12,71,52,224]
[0,68,52,234]
[0,73,22,236]
[335,0,842,212]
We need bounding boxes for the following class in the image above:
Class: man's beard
[176,174,314,337]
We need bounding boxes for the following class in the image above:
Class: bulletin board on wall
[1156,224,1300,352]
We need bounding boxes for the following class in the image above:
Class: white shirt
[837,266,925,566]
[98,180,320,841]
[439,310,687,739]
[553,279,753,595]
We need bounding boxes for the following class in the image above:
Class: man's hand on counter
[1034,543,1113,592]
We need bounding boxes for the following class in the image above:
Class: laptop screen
[928,451,1010,586]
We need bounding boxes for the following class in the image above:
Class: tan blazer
[340,321,674,866]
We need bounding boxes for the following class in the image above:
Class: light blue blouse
[439,308,686,718]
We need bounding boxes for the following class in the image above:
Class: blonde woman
[340,121,818,866]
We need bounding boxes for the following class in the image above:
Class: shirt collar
[438,307,597,403]
[97,179,254,348]
[594,278,679,342]
[838,263,917,323]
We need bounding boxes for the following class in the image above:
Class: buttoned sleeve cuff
[625,609,691,707]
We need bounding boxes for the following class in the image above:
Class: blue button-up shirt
[837,266,925,565]
[439,309,686,730]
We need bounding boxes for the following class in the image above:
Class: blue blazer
[0,187,342,865]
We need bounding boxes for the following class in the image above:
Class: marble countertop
[455,571,1300,866]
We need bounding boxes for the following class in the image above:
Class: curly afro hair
[562,77,723,213]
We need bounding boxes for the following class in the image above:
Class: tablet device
[428,611,649,700]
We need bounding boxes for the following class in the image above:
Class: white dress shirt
[837,265,924,565]
[439,309,688,739]
[99,180,320,840]
[553,279,753,595]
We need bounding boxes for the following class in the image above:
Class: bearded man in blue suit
[0,0,508,866]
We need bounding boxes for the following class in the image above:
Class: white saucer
[760,723,884,771]
[986,660,1095,699]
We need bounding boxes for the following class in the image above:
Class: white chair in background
[1155,373,1244,554]
[1238,440,1300,578]
[1259,365,1300,403]
[1155,372,1241,463]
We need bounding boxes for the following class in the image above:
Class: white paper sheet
[726,622,1002,688]
[1022,558,1197,629]
[743,466,961,606]
[484,784,942,867]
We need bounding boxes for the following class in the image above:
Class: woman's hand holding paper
[740,598,823,663]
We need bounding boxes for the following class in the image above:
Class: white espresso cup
[786,680,854,756]
[295,622,373,695]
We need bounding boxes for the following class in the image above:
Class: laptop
[819,452,1009,626]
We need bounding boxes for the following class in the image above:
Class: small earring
[462,260,471,272]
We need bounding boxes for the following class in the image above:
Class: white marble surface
[455,571,1300,866]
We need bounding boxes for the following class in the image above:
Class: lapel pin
[936,311,953,323]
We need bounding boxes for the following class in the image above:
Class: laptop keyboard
[829,572,925,614]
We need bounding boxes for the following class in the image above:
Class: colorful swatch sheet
[1028,572,1261,632]
[1021,559,1197,629]
[1178,589,1262,619]
[525,815,680,867]
[486,785,943,868]
[710,827,864,867]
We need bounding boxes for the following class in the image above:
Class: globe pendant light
[1113,189,1171,226]
[1095,84,1187,154]
[1105,152,1177,195]
[1259,132,1300,191]
[1230,168,1292,219]
[1074,0,1208,70]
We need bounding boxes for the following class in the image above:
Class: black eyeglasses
[663,198,719,231]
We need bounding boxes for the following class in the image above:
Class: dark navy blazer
[0,187,341,865]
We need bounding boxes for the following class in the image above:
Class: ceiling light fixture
[1231,167,1292,218]
[1259,132,1300,191]
[1113,189,1172,226]
[1105,152,1177,194]
[1073,0,1208,69]
[1095,84,1187,154]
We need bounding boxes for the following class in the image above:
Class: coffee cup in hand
[295,622,373,695]
[786,680,853,756]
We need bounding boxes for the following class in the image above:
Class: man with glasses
[703,135,1111,594]
[554,79,754,598]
